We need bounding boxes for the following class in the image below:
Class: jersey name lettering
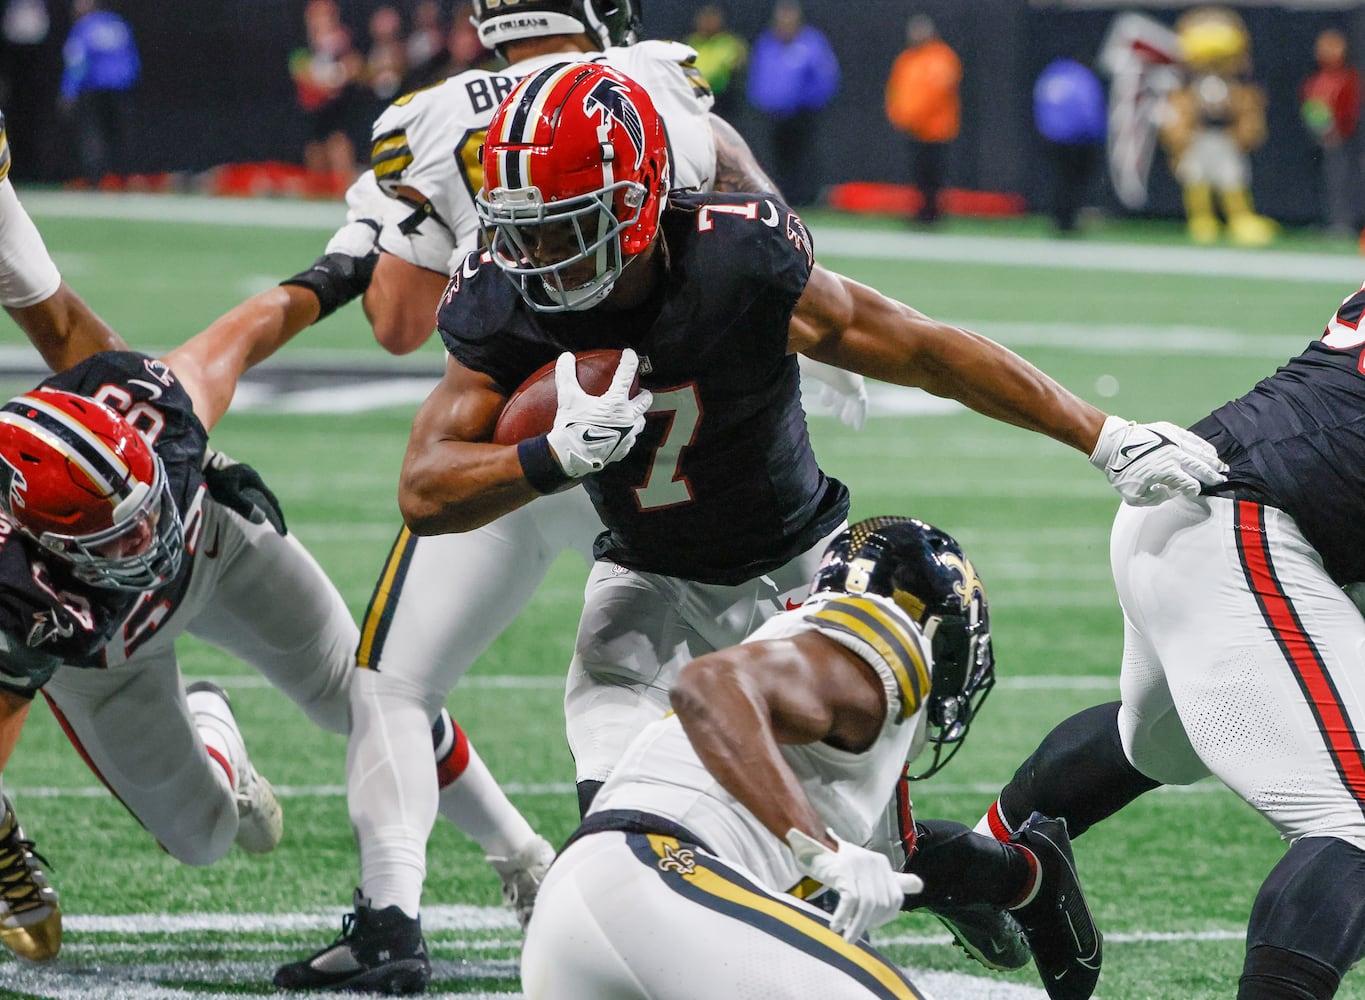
[465,74,518,115]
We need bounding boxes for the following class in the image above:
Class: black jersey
[1192,285,1365,584]
[0,352,207,693]
[438,192,849,585]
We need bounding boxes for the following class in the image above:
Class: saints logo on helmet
[812,516,996,779]
[470,0,642,53]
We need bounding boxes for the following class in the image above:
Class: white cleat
[186,681,283,854]
[488,835,555,930]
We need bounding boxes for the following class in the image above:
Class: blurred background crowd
[1,0,1364,244]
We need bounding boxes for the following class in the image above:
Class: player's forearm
[672,654,832,848]
[362,252,448,355]
[398,439,541,534]
[807,280,1106,454]
[8,283,127,372]
[710,113,781,196]
[163,285,320,432]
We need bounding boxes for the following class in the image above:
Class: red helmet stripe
[0,396,132,496]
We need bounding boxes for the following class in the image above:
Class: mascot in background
[1159,6,1275,245]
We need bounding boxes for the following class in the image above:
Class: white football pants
[566,524,842,784]
[344,487,599,907]
[521,830,926,1000]
[1113,495,1365,848]
[43,496,355,865]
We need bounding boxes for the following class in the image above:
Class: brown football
[492,349,642,445]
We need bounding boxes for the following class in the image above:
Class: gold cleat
[0,796,60,962]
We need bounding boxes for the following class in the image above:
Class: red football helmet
[0,388,184,591]
[477,62,670,312]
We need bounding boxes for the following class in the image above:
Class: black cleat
[1010,813,1102,1000]
[274,889,430,994]
[930,901,1030,971]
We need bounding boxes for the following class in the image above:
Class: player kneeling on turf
[521,517,1103,1000]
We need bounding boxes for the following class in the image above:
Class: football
[492,349,641,445]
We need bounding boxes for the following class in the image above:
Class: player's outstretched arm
[0,176,127,370]
[160,284,322,433]
[671,632,881,844]
[7,282,127,372]
[791,266,1226,503]
[159,215,381,432]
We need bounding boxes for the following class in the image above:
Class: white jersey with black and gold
[0,111,62,309]
[588,590,932,894]
[366,41,715,276]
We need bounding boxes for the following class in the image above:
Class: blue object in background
[1034,57,1105,145]
[61,9,140,102]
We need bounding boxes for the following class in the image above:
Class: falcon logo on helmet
[0,453,27,519]
[477,62,669,312]
[583,78,645,169]
[0,388,184,592]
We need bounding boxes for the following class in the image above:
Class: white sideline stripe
[0,903,1246,1000]
[814,228,1365,284]
[21,191,1365,282]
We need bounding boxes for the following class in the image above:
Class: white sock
[358,829,427,920]
[439,744,537,859]
[186,688,242,796]
[347,670,439,920]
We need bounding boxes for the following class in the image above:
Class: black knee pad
[1247,837,1365,977]
[998,701,1159,837]
[1239,945,1340,1000]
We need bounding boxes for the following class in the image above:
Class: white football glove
[545,349,653,478]
[1088,415,1227,507]
[787,828,923,943]
[798,355,869,431]
[324,217,382,259]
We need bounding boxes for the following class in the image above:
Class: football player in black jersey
[408,59,1224,802]
[0,321,370,962]
[976,283,1365,1000]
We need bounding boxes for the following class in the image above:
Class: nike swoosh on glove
[787,828,923,943]
[545,348,654,479]
[1088,415,1227,506]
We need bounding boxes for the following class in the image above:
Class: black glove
[201,447,287,536]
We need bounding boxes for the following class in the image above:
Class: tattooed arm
[710,113,782,197]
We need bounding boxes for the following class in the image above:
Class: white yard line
[0,901,1247,1000]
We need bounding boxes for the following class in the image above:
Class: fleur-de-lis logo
[657,843,696,876]
[939,551,984,611]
